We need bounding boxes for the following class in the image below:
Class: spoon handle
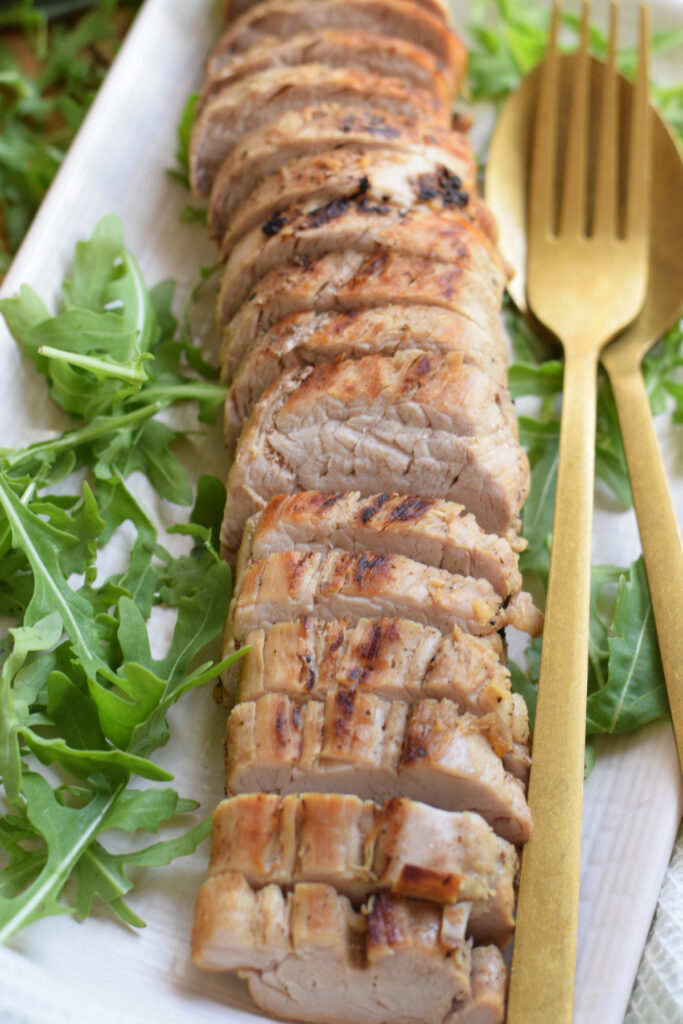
[508,348,597,1024]
[606,361,683,770]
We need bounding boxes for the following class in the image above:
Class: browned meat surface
[200,31,456,116]
[218,145,478,255]
[206,0,465,77]
[218,200,503,321]
[224,306,509,444]
[231,617,530,781]
[225,693,532,843]
[192,875,506,1022]
[221,352,530,556]
[248,491,524,597]
[207,794,518,945]
[220,250,508,382]
[190,66,448,196]
[208,106,476,245]
[228,548,522,640]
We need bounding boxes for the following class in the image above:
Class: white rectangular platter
[0,2,681,1022]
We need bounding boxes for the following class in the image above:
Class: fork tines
[530,1,651,243]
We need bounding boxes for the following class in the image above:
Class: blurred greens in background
[0,0,139,274]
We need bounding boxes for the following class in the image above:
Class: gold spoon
[485,55,683,774]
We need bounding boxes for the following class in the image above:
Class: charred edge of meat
[305,194,393,228]
[358,492,393,524]
[262,212,288,236]
[385,496,436,524]
[414,166,470,209]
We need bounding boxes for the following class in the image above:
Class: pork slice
[190,65,447,197]
[201,31,457,119]
[233,618,529,781]
[208,105,476,244]
[218,199,503,320]
[222,0,455,27]
[224,307,509,444]
[225,692,532,843]
[221,352,530,555]
[206,0,464,74]
[193,877,506,1023]
[207,794,517,946]
[249,490,523,597]
[230,548,515,640]
[218,145,478,254]
[220,250,506,380]
[227,315,516,456]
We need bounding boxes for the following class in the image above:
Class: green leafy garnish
[0,217,242,939]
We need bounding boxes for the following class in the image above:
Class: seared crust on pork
[225,692,532,843]
[218,199,503,320]
[192,876,506,1023]
[228,548,526,641]
[206,0,465,78]
[201,31,456,116]
[231,617,530,781]
[218,145,478,255]
[247,491,523,597]
[207,794,518,945]
[221,352,530,556]
[208,106,477,245]
[220,250,508,381]
[190,65,448,196]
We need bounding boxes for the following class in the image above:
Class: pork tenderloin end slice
[193,876,503,1023]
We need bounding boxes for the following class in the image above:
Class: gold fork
[507,5,651,1022]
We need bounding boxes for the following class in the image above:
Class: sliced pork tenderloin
[200,31,456,116]
[208,106,477,245]
[205,0,465,78]
[228,549,529,641]
[246,491,524,598]
[224,306,509,444]
[207,794,518,946]
[193,876,506,1023]
[220,250,508,382]
[225,692,532,843]
[230,617,529,781]
[218,146,478,255]
[221,352,530,556]
[190,66,448,196]
[218,200,503,322]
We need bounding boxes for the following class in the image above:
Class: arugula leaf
[586,558,668,734]
[0,217,239,939]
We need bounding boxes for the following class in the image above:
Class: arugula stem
[37,345,149,383]
[6,404,159,469]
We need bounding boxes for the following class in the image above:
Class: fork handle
[508,348,598,1024]
[607,363,683,769]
